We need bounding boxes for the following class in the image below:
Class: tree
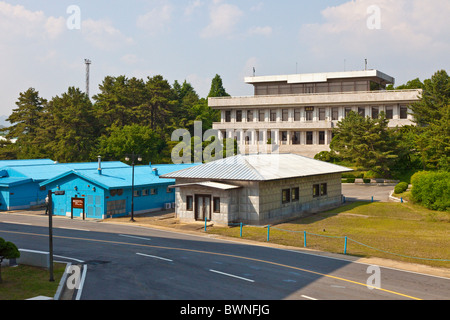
[414,104,450,171]
[0,237,20,283]
[410,70,449,126]
[93,76,147,130]
[387,78,424,90]
[5,88,47,158]
[208,74,230,98]
[141,75,177,132]
[45,87,99,163]
[330,111,398,176]
[97,124,164,164]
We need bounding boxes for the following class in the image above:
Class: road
[342,184,395,202]
[0,212,449,304]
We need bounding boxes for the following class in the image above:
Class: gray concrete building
[209,70,422,158]
[161,153,352,226]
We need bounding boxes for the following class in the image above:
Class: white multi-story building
[209,70,422,158]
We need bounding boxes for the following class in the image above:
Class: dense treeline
[0,74,228,165]
[318,69,449,177]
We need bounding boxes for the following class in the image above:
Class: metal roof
[169,181,242,190]
[0,159,55,166]
[0,161,129,182]
[40,163,201,190]
[160,154,353,181]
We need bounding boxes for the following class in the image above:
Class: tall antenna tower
[85,59,91,98]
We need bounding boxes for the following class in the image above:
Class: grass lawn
[208,201,450,269]
[0,263,66,300]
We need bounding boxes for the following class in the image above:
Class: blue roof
[0,159,55,166]
[0,177,32,187]
[0,160,129,186]
[40,163,201,190]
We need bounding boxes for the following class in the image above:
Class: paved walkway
[341,183,395,202]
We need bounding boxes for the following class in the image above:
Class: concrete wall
[258,173,342,225]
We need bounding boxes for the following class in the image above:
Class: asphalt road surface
[342,184,395,202]
[1,212,449,305]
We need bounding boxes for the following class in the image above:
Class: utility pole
[85,59,91,98]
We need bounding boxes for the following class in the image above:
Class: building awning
[169,181,242,190]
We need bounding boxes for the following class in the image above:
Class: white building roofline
[245,70,395,85]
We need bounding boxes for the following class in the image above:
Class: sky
[0,0,449,119]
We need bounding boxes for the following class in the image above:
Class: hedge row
[411,171,450,211]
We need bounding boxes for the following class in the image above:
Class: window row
[224,106,409,123]
[282,183,328,204]
[226,130,328,145]
[253,80,383,96]
[132,187,173,197]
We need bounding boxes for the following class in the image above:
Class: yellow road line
[0,229,422,300]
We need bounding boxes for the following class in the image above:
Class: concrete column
[407,107,414,121]
[393,104,399,120]
[273,130,279,145]
[261,130,267,145]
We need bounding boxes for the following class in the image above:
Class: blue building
[0,159,128,211]
[39,163,199,219]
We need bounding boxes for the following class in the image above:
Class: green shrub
[394,182,409,194]
[364,170,383,179]
[363,178,371,183]
[314,151,340,163]
[344,178,355,183]
[411,171,450,211]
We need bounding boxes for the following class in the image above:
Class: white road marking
[120,234,151,241]
[136,252,173,262]
[301,295,318,300]
[58,227,90,232]
[76,264,88,301]
[209,269,255,283]
[54,255,85,263]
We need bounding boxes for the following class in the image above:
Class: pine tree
[208,74,230,98]
[330,111,398,176]
[5,88,46,158]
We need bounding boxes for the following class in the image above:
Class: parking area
[342,184,395,202]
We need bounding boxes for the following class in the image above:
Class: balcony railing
[208,89,422,108]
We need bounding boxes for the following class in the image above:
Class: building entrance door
[195,195,211,221]
[86,195,102,219]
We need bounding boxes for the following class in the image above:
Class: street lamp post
[125,153,142,222]
[48,189,65,282]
